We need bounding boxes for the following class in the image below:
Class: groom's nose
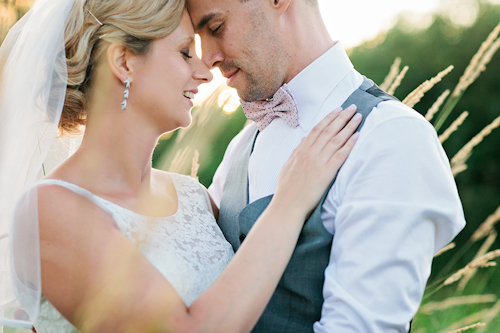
[200,38,224,70]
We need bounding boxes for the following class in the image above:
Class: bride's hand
[274,105,361,218]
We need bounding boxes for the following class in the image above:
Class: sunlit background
[1,0,500,332]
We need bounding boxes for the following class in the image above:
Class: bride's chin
[178,115,193,129]
[160,118,192,133]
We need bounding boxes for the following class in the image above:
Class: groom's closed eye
[210,24,222,35]
[195,12,223,33]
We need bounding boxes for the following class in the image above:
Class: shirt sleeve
[314,112,466,332]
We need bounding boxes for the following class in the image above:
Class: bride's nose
[193,58,213,84]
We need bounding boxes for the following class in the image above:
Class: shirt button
[239,234,246,243]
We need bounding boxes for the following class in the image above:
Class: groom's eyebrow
[195,12,222,32]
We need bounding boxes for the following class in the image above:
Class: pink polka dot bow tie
[240,84,299,131]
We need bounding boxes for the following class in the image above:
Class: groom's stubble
[222,5,289,102]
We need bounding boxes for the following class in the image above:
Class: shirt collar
[287,41,354,130]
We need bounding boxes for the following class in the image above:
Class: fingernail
[353,113,362,121]
[352,132,360,141]
[332,107,342,113]
[345,104,357,112]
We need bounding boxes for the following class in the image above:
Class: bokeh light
[217,88,240,113]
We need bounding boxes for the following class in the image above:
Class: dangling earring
[121,77,130,110]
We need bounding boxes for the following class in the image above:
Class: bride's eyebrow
[195,12,223,32]
[177,36,194,47]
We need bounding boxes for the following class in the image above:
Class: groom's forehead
[187,0,239,28]
[187,0,227,14]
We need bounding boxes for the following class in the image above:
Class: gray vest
[218,77,398,332]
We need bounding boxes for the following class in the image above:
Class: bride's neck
[69,107,161,195]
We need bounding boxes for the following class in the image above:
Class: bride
[0,0,361,332]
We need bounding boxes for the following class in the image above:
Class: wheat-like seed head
[403,65,454,108]
[439,111,469,143]
[434,242,456,257]
[450,115,500,174]
[190,150,200,180]
[426,89,450,121]
[440,309,491,333]
[380,57,402,91]
[446,322,487,333]
[387,65,409,95]
[451,163,468,176]
[451,23,500,99]
[459,38,500,97]
[168,146,191,173]
[420,295,497,314]
[458,231,497,292]
[444,250,500,286]
[472,206,500,242]
[475,298,500,333]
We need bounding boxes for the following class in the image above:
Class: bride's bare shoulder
[151,168,174,180]
[36,182,116,233]
[151,168,181,190]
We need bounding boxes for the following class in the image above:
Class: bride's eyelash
[181,50,192,59]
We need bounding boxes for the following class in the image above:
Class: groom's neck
[280,1,336,83]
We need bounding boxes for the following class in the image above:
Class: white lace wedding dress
[32,173,234,333]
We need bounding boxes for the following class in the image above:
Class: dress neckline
[36,173,181,219]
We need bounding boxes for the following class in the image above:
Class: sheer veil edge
[0,0,77,328]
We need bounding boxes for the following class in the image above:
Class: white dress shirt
[208,42,466,332]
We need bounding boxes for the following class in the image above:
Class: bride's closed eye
[181,48,192,59]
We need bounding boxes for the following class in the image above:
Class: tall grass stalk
[380,57,402,91]
[440,310,490,333]
[439,111,469,143]
[445,322,487,333]
[433,22,500,131]
[387,65,409,95]
[419,295,497,315]
[472,206,500,242]
[457,232,498,292]
[426,89,451,122]
[449,115,500,176]
[402,65,454,108]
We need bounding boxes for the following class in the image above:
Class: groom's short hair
[239,0,319,7]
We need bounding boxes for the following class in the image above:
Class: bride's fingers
[319,111,362,156]
[305,105,358,151]
[300,107,343,149]
[326,132,360,171]
[291,105,358,160]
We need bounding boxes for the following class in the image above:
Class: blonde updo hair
[61,0,185,134]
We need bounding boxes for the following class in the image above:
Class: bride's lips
[183,89,198,107]
[223,69,240,87]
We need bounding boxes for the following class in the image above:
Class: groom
[188,0,466,331]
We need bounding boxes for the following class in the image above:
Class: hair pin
[87,9,103,26]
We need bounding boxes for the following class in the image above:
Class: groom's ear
[107,44,137,85]
[271,0,292,15]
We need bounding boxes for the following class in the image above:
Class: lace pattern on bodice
[33,173,234,332]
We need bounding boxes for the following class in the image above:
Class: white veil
[0,0,76,328]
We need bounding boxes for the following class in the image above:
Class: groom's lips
[223,69,240,87]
